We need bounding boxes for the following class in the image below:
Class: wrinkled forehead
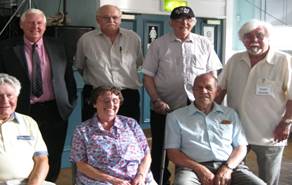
[98,6,121,17]
[193,73,217,87]
[245,26,266,35]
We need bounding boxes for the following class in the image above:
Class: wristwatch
[283,119,292,126]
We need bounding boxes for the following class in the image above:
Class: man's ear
[215,87,220,97]
[193,17,197,26]
[19,22,23,30]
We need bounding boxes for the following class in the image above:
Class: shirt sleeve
[142,40,159,77]
[74,34,87,70]
[22,115,48,157]
[229,109,248,147]
[218,61,230,89]
[206,42,222,72]
[70,125,87,162]
[165,112,181,149]
[135,34,144,68]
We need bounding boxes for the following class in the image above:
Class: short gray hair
[0,73,21,96]
[20,8,47,25]
[238,19,273,41]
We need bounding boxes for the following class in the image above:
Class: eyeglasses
[243,32,266,41]
[100,16,121,22]
[174,18,195,23]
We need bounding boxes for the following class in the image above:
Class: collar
[239,47,275,66]
[91,114,123,131]
[190,102,224,115]
[170,32,193,43]
[265,47,276,65]
[24,37,44,48]
[1,112,20,125]
[97,28,125,37]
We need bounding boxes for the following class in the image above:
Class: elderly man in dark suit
[0,8,77,182]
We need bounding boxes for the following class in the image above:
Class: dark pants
[81,85,140,122]
[30,100,68,182]
[150,110,170,185]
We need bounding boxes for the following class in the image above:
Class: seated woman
[70,86,157,185]
[0,73,54,185]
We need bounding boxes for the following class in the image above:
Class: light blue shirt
[165,103,247,162]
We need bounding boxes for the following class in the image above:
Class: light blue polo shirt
[165,103,247,162]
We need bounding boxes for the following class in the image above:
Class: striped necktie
[31,43,43,97]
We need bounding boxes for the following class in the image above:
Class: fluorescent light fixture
[163,0,188,12]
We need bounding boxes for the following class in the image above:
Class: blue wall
[233,0,261,50]
[29,0,98,27]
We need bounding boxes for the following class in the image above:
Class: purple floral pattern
[70,115,153,185]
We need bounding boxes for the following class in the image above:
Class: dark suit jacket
[0,37,77,120]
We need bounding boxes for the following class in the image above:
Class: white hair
[238,19,273,41]
[20,8,47,25]
[0,73,21,96]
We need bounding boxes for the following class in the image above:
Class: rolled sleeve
[142,42,159,77]
[230,109,248,147]
[165,112,181,149]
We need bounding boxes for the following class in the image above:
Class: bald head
[96,5,121,17]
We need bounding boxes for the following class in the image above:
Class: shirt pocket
[217,124,233,142]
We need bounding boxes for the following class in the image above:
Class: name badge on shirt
[17,135,33,140]
[256,78,272,96]
[221,120,232,124]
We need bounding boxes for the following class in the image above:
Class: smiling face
[0,84,18,122]
[95,91,120,123]
[20,11,46,43]
[170,17,196,40]
[192,73,218,110]
[242,26,269,56]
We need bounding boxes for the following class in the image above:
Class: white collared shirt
[0,113,47,181]
[219,48,292,146]
[75,28,143,89]
[143,32,222,110]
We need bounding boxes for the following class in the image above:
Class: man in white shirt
[75,4,143,122]
[216,19,292,185]
[143,6,222,184]
[0,73,54,185]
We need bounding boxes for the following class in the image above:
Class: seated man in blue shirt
[165,72,266,185]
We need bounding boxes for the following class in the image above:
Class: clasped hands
[197,164,232,185]
[111,173,145,185]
